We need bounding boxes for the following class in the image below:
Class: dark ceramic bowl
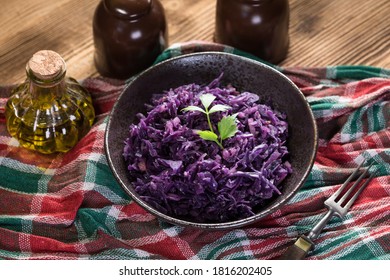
[105,52,317,230]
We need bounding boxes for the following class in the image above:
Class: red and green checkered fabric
[0,42,389,260]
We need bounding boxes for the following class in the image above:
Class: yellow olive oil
[5,50,95,154]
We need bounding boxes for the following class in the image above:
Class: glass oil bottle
[5,50,95,154]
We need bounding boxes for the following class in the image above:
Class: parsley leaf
[199,94,216,110]
[208,104,231,114]
[218,115,238,141]
[181,94,238,149]
[197,130,222,148]
[181,106,206,114]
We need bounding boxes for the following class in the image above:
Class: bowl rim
[104,51,318,230]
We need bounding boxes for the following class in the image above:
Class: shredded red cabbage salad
[123,74,292,223]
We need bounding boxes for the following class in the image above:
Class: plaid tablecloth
[0,42,389,260]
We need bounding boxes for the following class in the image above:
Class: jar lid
[104,0,152,20]
[27,50,66,80]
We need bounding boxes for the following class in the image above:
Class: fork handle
[307,209,335,240]
[279,235,315,260]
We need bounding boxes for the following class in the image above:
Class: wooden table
[0,0,389,85]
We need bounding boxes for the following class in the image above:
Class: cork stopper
[28,50,66,80]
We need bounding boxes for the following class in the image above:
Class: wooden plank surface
[0,0,389,85]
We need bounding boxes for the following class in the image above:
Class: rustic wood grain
[0,0,389,85]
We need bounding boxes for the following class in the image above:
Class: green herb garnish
[182,94,238,148]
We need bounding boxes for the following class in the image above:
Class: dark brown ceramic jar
[93,0,168,79]
[215,0,290,64]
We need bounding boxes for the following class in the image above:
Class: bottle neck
[26,66,67,101]
[104,0,152,20]
[236,0,267,2]
[234,0,272,5]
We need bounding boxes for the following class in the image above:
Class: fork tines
[330,159,374,208]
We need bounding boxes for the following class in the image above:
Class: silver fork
[280,159,375,260]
